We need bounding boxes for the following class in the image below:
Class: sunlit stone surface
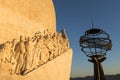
[0,0,72,80]
[0,0,56,43]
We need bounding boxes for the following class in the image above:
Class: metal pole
[93,57,100,80]
[98,57,106,80]
[89,57,106,80]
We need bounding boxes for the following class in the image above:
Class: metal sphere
[80,28,112,58]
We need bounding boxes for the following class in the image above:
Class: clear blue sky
[53,0,120,77]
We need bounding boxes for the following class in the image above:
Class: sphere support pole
[89,57,106,80]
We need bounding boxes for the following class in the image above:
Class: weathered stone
[0,30,70,74]
[0,0,56,43]
[0,49,72,80]
[0,0,72,80]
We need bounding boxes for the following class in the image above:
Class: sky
[53,0,120,78]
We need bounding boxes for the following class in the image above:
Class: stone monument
[0,0,72,80]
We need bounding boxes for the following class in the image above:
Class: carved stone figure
[4,42,12,62]
[31,36,42,69]
[0,41,16,75]
[14,36,26,75]
[52,32,59,57]
[40,44,50,63]
[9,57,17,75]
[36,35,44,65]
[58,33,65,54]
[60,29,70,51]
[60,29,68,39]
[10,39,17,60]
[9,39,17,74]
[23,37,33,73]
[0,44,7,63]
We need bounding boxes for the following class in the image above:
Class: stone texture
[0,29,70,75]
[0,0,56,43]
[0,0,73,80]
[0,49,72,80]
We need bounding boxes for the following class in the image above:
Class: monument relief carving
[0,29,70,75]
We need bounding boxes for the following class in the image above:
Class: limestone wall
[0,0,56,43]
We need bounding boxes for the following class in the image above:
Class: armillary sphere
[80,28,112,58]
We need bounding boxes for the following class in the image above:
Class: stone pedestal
[0,49,72,80]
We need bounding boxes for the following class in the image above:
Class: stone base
[0,49,72,80]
